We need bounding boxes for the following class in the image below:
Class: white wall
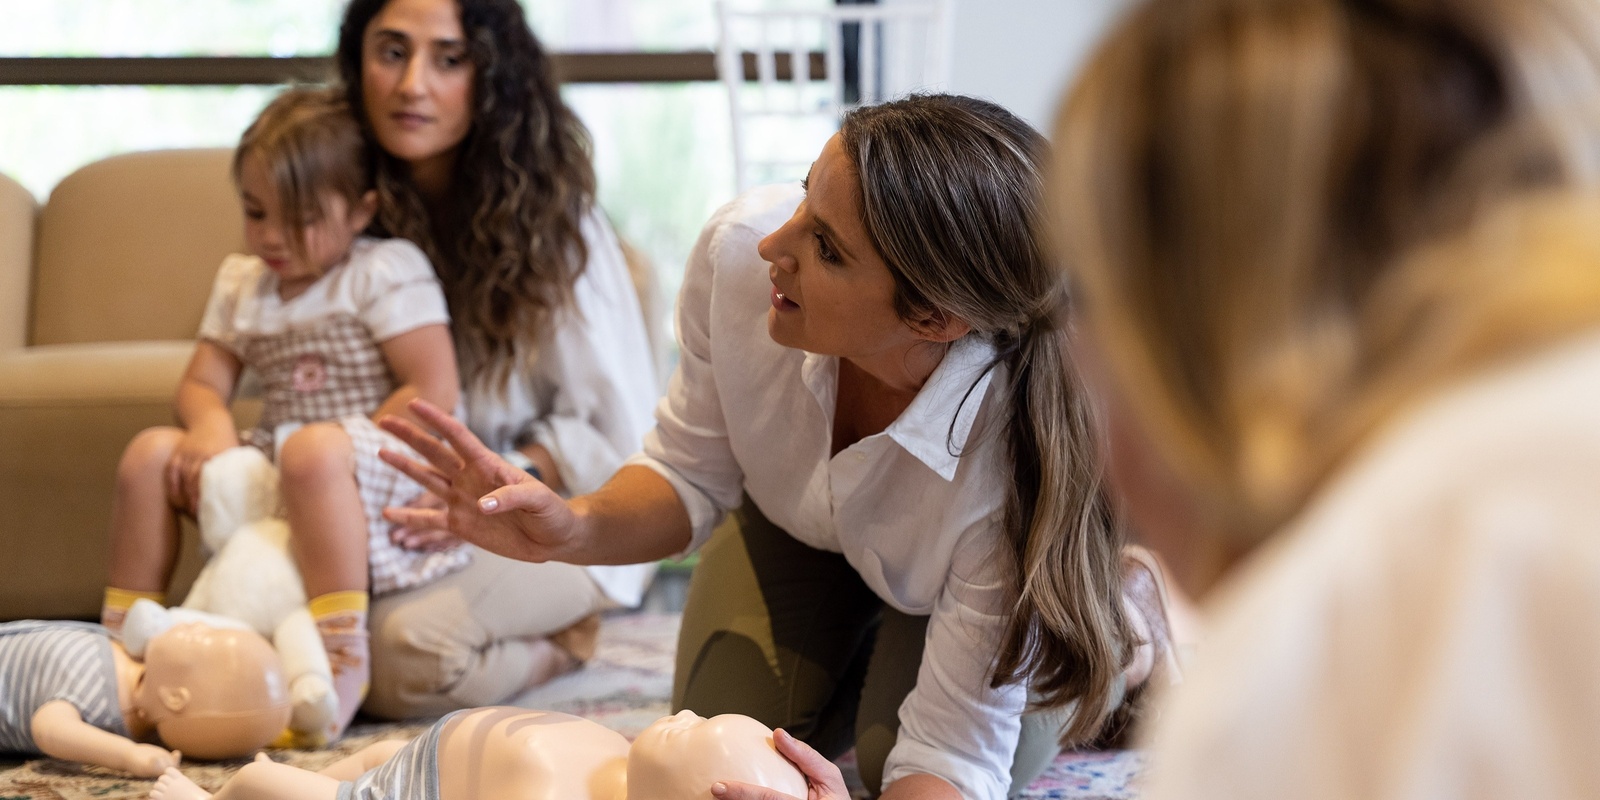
[918,0,1132,132]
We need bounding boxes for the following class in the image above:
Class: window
[2,1,839,331]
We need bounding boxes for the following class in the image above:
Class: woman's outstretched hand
[710,729,851,800]
[378,399,585,564]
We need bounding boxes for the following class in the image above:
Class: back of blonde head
[1053,0,1600,588]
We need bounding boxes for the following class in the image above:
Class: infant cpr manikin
[150,707,807,800]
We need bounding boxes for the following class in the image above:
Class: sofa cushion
[0,172,36,351]
[32,148,245,346]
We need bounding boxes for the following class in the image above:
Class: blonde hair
[233,86,372,261]
[841,96,1131,745]
[1052,0,1600,589]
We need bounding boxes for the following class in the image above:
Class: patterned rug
[0,612,1142,799]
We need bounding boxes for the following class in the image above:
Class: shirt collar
[886,335,1000,482]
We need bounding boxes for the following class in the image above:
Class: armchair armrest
[0,341,257,620]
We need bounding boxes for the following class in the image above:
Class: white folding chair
[716,0,953,193]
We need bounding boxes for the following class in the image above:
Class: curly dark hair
[337,0,597,390]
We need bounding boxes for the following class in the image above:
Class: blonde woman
[1051,0,1600,797]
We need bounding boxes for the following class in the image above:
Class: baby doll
[0,618,290,776]
[148,708,808,800]
[102,85,466,742]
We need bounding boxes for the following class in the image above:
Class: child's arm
[31,700,179,777]
[373,323,459,428]
[168,341,245,511]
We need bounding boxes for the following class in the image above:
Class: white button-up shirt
[629,184,1028,799]
[464,209,660,607]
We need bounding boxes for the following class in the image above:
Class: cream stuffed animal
[123,446,339,746]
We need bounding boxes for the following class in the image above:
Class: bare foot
[150,767,211,800]
[549,613,601,663]
[518,639,581,693]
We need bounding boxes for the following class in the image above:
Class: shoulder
[1233,326,1600,634]
[702,183,803,266]
[212,253,266,292]
[348,236,437,281]
[1147,329,1600,797]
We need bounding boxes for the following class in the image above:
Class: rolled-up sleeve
[883,524,1027,800]
[625,199,750,554]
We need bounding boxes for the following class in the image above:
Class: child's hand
[167,425,239,512]
[123,744,180,777]
[389,491,462,551]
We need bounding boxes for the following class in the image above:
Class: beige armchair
[0,149,250,620]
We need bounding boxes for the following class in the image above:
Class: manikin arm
[30,700,178,778]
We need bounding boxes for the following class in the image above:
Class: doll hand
[124,743,180,777]
[388,491,462,551]
[710,730,850,800]
[379,400,583,563]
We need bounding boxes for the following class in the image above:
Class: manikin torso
[428,708,806,800]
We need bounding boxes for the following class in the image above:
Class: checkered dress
[235,314,470,596]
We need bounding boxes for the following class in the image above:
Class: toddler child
[101,86,467,741]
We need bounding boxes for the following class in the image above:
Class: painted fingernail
[479,496,499,511]
[711,783,727,797]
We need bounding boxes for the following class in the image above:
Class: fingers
[378,415,465,475]
[710,781,802,800]
[164,458,185,508]
[182,462,204,512]
[378,448,453,497]
[410,491,447,510]
[476,480,560,515]
[405,398,502,466]
[773,729,850,794]
[382,506,449,532]
[390,524,459,551]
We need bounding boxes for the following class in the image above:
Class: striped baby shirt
[336,708,456,800]
[0,621,128,754]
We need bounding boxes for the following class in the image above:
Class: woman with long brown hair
[332,0,660,720]
[1051,0,1600,796]
[382,94,1181,799]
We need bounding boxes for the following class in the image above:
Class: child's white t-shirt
[198,236,449,352]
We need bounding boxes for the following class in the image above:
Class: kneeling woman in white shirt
[382,94,1179,800]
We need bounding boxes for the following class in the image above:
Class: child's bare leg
[280,423,368,598]
[279,423,372,740]
[317,738,409,781]
[105,427,186,631]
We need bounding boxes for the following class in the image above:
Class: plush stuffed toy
[123,446,338,746]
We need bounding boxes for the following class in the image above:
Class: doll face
[136,623,291,760]
[628,711,807,800]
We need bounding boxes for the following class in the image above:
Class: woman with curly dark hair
[327,0,660,720]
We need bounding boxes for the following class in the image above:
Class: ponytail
[841,94,1136,747]
[990,319,1131,746]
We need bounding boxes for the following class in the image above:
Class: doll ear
[159,686,191,713]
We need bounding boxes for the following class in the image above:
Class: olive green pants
[672,497,1071,798]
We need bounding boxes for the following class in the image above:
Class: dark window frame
[0,52,827,86]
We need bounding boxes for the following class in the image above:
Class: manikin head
[628,711,807,800]
[133,623,292,759]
